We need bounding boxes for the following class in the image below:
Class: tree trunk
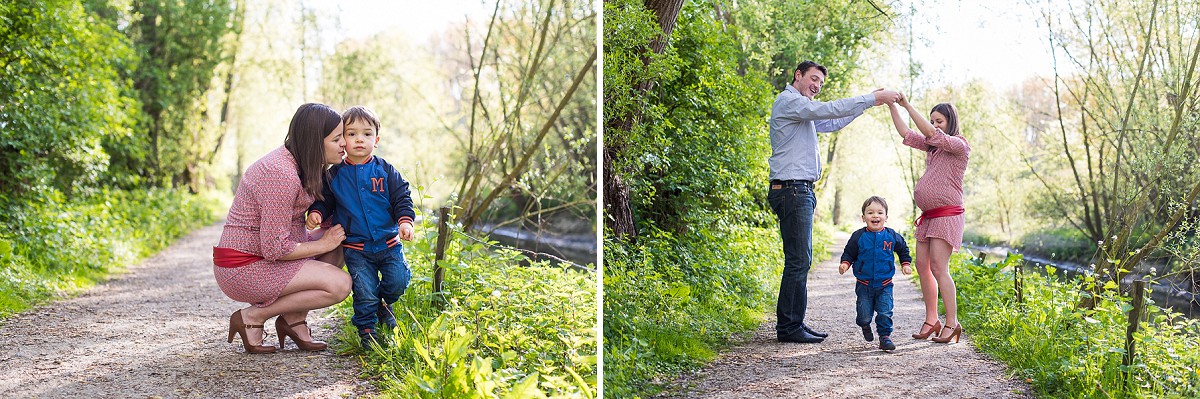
[603,0,685,240]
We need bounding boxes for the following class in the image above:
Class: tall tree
[104,0,236,190]
[603,0,684,240]
[1025,0,1200,289]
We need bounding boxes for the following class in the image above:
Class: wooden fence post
[1122,279,1147,383]
[1015,261,1023,304]
[432,206,450,308]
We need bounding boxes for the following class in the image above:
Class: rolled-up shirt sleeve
[254,181,301,261]
[925,128,970,156]
[902,129,928,150]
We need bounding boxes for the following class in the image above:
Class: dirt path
[658,232,1035,398]
[0,222,376,398]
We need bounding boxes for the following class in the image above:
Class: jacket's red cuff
[398,216,414,226]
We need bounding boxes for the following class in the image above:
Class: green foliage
[951,252,1200,398]
[335,215,596,398]
[102,0,236,190]
[0,188,219,317]
[0,0,137,195]
[732,0,889,95]
[603,225,783,398]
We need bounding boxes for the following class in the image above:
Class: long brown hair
[928,102,961,153]
[931,103,960,136]
[283,103,341,201]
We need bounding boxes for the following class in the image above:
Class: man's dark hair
[861,196,889,215]
[792,60,828,83]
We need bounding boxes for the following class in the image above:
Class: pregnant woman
[212,103,353,353]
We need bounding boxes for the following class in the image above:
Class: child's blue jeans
[344,244,411,330]
[855,283,894,337]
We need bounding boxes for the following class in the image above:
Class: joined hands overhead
[872,87,902,106]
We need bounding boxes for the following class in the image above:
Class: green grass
[0,188,221,318]
[602,222,832,398]
[330,215,597,398]
[949,252,1200,398]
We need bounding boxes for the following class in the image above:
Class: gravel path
[0,222,376,398]
[657,231,1035,398]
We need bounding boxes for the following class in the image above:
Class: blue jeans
[855,283,894,337]
[344,245,411,330]
[768,183,816,337]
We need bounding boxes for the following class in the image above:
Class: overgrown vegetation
[332,213,596,398]
[952,252,1200,398]
[0,189,220,316]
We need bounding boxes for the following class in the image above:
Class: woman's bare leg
[926,238,959,337]
[914,239,940,334]
[241,259,351,342]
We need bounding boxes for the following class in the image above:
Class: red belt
[213,247,264,268]
[915,205,964,227]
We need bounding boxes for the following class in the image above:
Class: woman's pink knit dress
[214,146,316,307]
[903,128,970,250]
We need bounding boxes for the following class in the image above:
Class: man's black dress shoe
[803,324,828,338]
[778,329,825,343]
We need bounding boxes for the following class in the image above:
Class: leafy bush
[0,0,137,194]
[0,188,220,317]
[951,252,1200,398]
[333,215,597,398]
[603,224,785,398]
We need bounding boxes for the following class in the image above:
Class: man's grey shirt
[768,85,875,182]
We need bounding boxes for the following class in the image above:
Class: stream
[479,224,597,269]
[965,244,1200,318]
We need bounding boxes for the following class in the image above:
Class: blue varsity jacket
[308,155,415,253]
[840,227,912,288]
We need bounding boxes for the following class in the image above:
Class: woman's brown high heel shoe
[276,316,328,351]
[931,323,962,343]
[228,309,277,354]
[912,320,942,339]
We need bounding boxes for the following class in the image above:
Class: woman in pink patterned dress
[888,96,970,344]
[213,103,353,353]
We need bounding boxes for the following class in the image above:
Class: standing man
[768,60,900,343]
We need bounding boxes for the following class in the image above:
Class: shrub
[334,215,597,398]
[0,188,219,316]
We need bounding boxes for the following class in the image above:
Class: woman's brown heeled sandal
[912,320,942,340]
[276,316,328,351]
[931,323,962,343]
[228,309,277,354]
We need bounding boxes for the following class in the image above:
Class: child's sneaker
[861,325,874,342]
[359,328,385,349]
[879,335,896,351]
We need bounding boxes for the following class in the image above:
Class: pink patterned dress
[214,146,317,307]
[902,128,970,250]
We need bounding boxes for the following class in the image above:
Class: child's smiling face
[343,119,379,162]
[861,201,888,232]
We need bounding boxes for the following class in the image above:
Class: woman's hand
[317,224,346,252]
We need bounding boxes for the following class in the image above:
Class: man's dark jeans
[855,283,894,337]
[768,183,815,338]
[345,244,411,330]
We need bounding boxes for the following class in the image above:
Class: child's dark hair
[861,196,888,215]
[343,105,381,132]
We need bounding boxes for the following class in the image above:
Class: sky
[897,0,1062,89]
[309,0,495,43]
